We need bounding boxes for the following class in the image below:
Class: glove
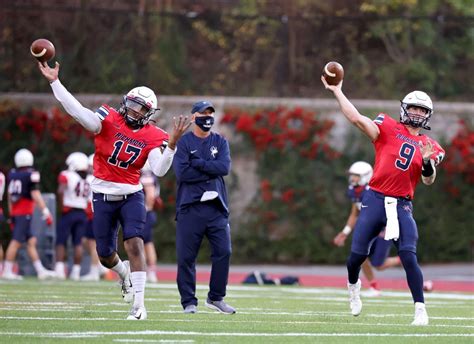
[42,208,53,226]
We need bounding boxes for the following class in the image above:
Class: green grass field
[1,279,473,343]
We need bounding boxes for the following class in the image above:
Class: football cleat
[364,286,382,297]
[423,280,434,292]
[126,306,147,320]
[348,279,362,316]
[183,304,197,314]
[80,272,100,281]
[411,302,429,326]
[2,272,23,280]
[205,298,236,314]
[120,260,133,303]
[38,269,57,280]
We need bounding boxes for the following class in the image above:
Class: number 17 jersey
[93,104,169,187]
[369,114,444,200]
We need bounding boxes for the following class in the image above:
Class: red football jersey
[93,105,169,185]
[369,114,445,199]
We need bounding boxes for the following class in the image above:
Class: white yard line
[0,330,473,338]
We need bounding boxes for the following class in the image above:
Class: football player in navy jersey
[38,61,190,320]
[0,171,5,275]
[333,161,401,296]
[173,101,235,315]
[2,149,56,280]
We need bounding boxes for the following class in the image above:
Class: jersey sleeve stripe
[95,106,110,120]
[373,114,385,125]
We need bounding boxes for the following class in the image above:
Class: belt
[371,189,412,201]
[96,192,131,202]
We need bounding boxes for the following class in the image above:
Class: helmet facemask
[400,103,432,130]
[120,96,155,129]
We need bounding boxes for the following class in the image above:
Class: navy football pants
[176,202,232,308]
[348,189,424,303]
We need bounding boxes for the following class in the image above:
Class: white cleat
[2,272,23,280]
[80,272,100,281]
[38,270,57,280]
[120,260,133,303]
[147,271,158,283]
[411,302,429,326]
[363,287,382,297]
[348,279,362,316]
[126,306,147,320]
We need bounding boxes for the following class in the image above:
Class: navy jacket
[173,131,231,215]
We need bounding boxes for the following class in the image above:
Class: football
[30,38,55,63]
[322,61,344,86]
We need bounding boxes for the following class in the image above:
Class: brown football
[30,38,55,62]
[323,61,344,86]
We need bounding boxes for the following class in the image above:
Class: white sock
[33,260,45,274]
[89,264,99,276]
[70,264,81,277]
[131,271,146,308]
[4,261,13,274]
[111,260,127,280]
[55,262,65,274]
[415,302,426,310]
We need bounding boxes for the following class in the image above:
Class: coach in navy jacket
[172,100,236,315]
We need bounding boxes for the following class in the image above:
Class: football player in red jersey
[322,76,445,326]
[38,61,190,320]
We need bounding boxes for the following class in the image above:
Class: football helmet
[348,161,373,186]
[66,152,89,172]
[400,91,433,130]
[119,86,158,128]
[14,148,34,168]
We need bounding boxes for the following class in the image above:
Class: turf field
[0,279,473,343]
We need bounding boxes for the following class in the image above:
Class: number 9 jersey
[369,114,445,200]
[92,104,169,187]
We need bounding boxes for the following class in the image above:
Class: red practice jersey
[369,114,445,199]
[93,105,169,185]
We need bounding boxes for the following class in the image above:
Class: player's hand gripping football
[321,75,342,93]
[37,61,60,83]
[420,140,435,162]
[168,115,192,150]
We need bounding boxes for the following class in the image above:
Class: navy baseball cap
[191,101,215,114]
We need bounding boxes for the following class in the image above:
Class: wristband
[421,158,434,177]
[342,225,352,235]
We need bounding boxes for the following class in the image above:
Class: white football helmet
[66,152,89,172]
[14,148,34,168]
[348,161,373,186]
[120,86,158,128]
[400,90,433,130]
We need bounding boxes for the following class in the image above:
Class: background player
[333,161,401,296]
[140,161,161,283]
[0,171,5,275]
[37,61,190,320]
[2,149,56,280]
[54,152,90,280]
[81,153,109,281]
[322,75,445,326]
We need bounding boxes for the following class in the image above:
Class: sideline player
[322,76,445,326]
[0,171,5,275]
[37,61,190,320]
[140,161,161,283]
[333,161,401,296]
[54,152,90,280]
[80,154,109,281]
[2,149,56,280]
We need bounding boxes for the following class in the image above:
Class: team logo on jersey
[210,146,218,158]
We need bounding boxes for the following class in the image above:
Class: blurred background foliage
[0,0,473,100]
